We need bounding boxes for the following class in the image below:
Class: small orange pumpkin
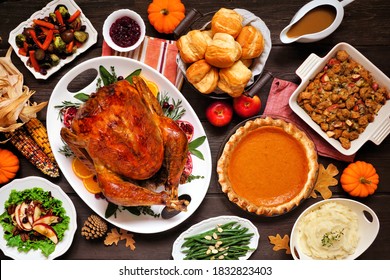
[340,161,379,197]
[147,0,185,34]
[0,148,20,184]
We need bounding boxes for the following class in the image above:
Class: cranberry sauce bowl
[103,9,146,52]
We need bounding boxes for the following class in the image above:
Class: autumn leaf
[311,163,339,199]
[268,234,291,254]
[119,228,136,251]
[104,228,121,246]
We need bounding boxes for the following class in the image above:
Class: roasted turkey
[60,77,189,211]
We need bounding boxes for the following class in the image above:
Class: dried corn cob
[24,118,56,162]
[6,127,59,177]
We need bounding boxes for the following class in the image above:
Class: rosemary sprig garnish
[158,91,186,121]
[58,141,74,157]
[54,100,82,111]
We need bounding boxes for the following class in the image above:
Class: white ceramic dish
[172,215,259,260]
[0,176,77,260]
[289,42,390,155]
[8,0,98,80]
[290,198,380,260]
[46,56,212,234]
[103,9,146,53]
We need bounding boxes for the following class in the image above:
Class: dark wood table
[1,0,389,260]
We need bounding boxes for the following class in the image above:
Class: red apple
[27,201,37,226]
[233,94,261,118]
[14,204,23,229]
[33,214,61,226]
[17,202,32,231]
[33,223,58,244]
[206,101,233,127]
[33,204,42,222]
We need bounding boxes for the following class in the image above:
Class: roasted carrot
[18,41,29,56]
[29,29,43,48]
[18,48,27,56]
[29,50,40,72]
[66,40,74,53]
[29,29,52,51]
[40,26,50,35]
[41,29,53,50]
[55,9,64,26]
[68,10,81,23]
[33,19,55,30]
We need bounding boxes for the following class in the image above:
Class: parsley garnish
[321,228,344,247]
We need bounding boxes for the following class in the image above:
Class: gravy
[287,5,336,38]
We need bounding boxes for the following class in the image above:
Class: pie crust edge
[217,116,319,217]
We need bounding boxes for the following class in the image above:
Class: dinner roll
[201,29,213,45]
[186,59,219,94]
[240,58,253,68]
[217,60,252,97]
[205,33,242,68]
[177,30,208,64]
[236,26,264,59]
[211,8,243,38]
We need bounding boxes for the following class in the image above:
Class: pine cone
[81,214,108,240]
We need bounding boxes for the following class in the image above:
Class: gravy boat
[280,0,354,43]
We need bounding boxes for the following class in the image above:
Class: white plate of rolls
[176,8,272,98]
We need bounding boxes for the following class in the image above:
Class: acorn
[81,214,108,240]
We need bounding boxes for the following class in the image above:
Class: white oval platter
[46,56,212,234]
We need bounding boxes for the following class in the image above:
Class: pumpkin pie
[217,116,318,216]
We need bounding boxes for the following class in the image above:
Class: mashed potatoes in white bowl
[290,198,379,260]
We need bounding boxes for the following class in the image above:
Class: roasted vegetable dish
[297,50,389,149]
[14,4,89,75]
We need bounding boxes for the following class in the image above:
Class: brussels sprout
[74,31,89,43]
[15,34,26,48]
[49,12,57,23]
[53,34,66,53]
[59,6,70,18]
[34,49,45,61]
[50,54,60,66]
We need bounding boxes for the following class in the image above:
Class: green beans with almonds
[181,222,255,260]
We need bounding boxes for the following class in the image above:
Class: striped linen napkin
[102,36,184,90]
[264,78,355,162]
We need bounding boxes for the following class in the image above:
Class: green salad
[0,187,70,257]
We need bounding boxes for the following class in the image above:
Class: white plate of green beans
[172,215,259,260]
